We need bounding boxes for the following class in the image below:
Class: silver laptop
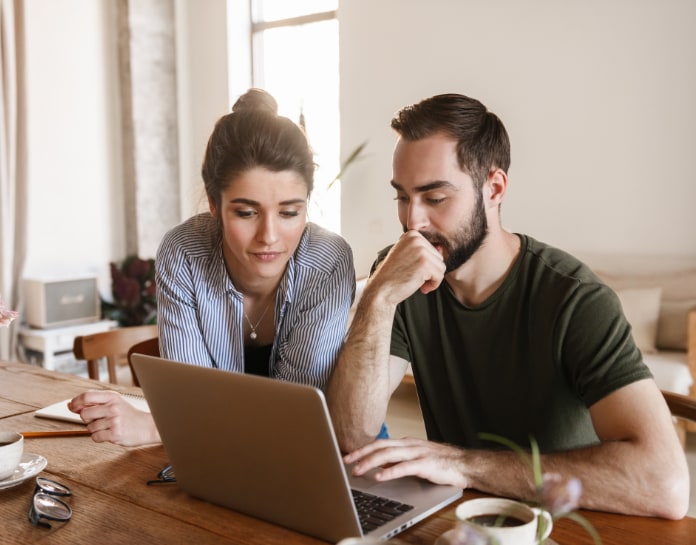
[131,354,462,542]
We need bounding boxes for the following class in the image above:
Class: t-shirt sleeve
[557,281,653,408]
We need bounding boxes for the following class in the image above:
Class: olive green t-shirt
[387,235,652,452]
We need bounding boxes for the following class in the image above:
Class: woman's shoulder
[158,213,219,258]
[294,223,353,270]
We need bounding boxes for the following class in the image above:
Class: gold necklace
[244,304,270,340]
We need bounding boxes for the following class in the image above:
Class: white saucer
[435,528,558,545]
[0,453,47,490]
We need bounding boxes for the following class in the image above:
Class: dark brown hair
[391,93,510,188]
[201,88,315,211]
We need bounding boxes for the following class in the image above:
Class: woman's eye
[280,210,300,218]
[235,209,256,218]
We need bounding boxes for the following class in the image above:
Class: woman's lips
[252,251,282,262]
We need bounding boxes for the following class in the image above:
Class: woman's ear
[208,196,217,217]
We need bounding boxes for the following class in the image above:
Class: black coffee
[468,513,526,527]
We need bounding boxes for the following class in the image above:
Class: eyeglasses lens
[36,477,72,497]
[33,493,72,518]
[29,478,73,528]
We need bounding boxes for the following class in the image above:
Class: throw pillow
[596,268,696,350]
[615,287,662,354]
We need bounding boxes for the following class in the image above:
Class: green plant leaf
[477,433,533,471]
[327,140,367,190]
[563,512,603,544]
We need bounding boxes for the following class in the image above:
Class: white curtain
[0,0,28,360]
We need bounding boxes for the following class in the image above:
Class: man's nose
[406,202,429,231]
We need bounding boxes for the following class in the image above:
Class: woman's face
[210,167,308,290]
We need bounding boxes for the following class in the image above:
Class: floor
[384,381,696,519]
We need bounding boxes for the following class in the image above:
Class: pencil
[21,430,91,438]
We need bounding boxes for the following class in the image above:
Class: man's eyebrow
[390,180,457,193]
[229,198,306,206]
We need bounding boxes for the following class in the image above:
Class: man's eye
[393,194,408,203]
[426,197,446,205]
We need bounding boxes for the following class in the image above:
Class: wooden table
[1,360,694,544]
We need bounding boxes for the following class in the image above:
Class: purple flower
[0,296,19,327]
[539,472,582,516]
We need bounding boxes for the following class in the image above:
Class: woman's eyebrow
[228,198,306,206]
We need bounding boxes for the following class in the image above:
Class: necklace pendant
[250,331,257,340]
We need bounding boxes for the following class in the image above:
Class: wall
[339,0,696,276]
[22,0,229,296]
[175,0,232,220]
[23,0,123,290]
[21,1,696,287]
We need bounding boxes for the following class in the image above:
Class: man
[327,93,689,519]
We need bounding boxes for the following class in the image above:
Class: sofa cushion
[642,351,693,395]
[615,287,661,354]
[596,268,696,351]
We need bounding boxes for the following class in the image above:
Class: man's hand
[344,437,469,489]
[370,230,446,305]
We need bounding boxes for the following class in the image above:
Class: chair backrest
[73,324,158,384]
[662,390,696,423]
[126,336,160,387]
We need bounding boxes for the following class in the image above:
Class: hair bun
[232,88,278,115]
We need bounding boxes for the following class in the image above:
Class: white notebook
[34,393,150,424]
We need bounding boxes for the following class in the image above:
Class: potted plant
[101,255,157,326]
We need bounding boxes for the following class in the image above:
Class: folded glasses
[146,464,176,485]
[28,477,73,528]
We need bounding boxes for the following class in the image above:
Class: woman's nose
[256,215,279,244]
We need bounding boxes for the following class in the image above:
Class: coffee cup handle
[532,507,554,542]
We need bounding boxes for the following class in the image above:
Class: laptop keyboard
[351,489,414,534]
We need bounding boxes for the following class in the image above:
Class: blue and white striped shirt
[155,213,355,390]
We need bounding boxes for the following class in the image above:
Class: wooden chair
[126,336,160,387]
[663,390,696,422]
[662,390,696,448]
[73,324,158,384]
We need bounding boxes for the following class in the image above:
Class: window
[229,0,341,233]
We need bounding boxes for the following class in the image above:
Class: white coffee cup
[454,497,553,545]
[0,431,24,481]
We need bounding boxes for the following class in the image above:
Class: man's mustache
[401,226,448,249]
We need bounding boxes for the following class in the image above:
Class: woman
[69,89,356,446]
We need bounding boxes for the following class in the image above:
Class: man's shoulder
[521,235,602,286]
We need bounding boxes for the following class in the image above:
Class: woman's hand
[68,390,161,447]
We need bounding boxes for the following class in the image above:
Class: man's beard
[419,192,488,273]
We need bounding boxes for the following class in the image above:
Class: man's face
[392,133,488,272]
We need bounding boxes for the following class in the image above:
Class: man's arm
[326,284,407,451]
[326,230,445,452]
[345,379,690,519]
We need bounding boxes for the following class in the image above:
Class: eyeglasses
[28,477,73,528]
[146,464,176,485]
